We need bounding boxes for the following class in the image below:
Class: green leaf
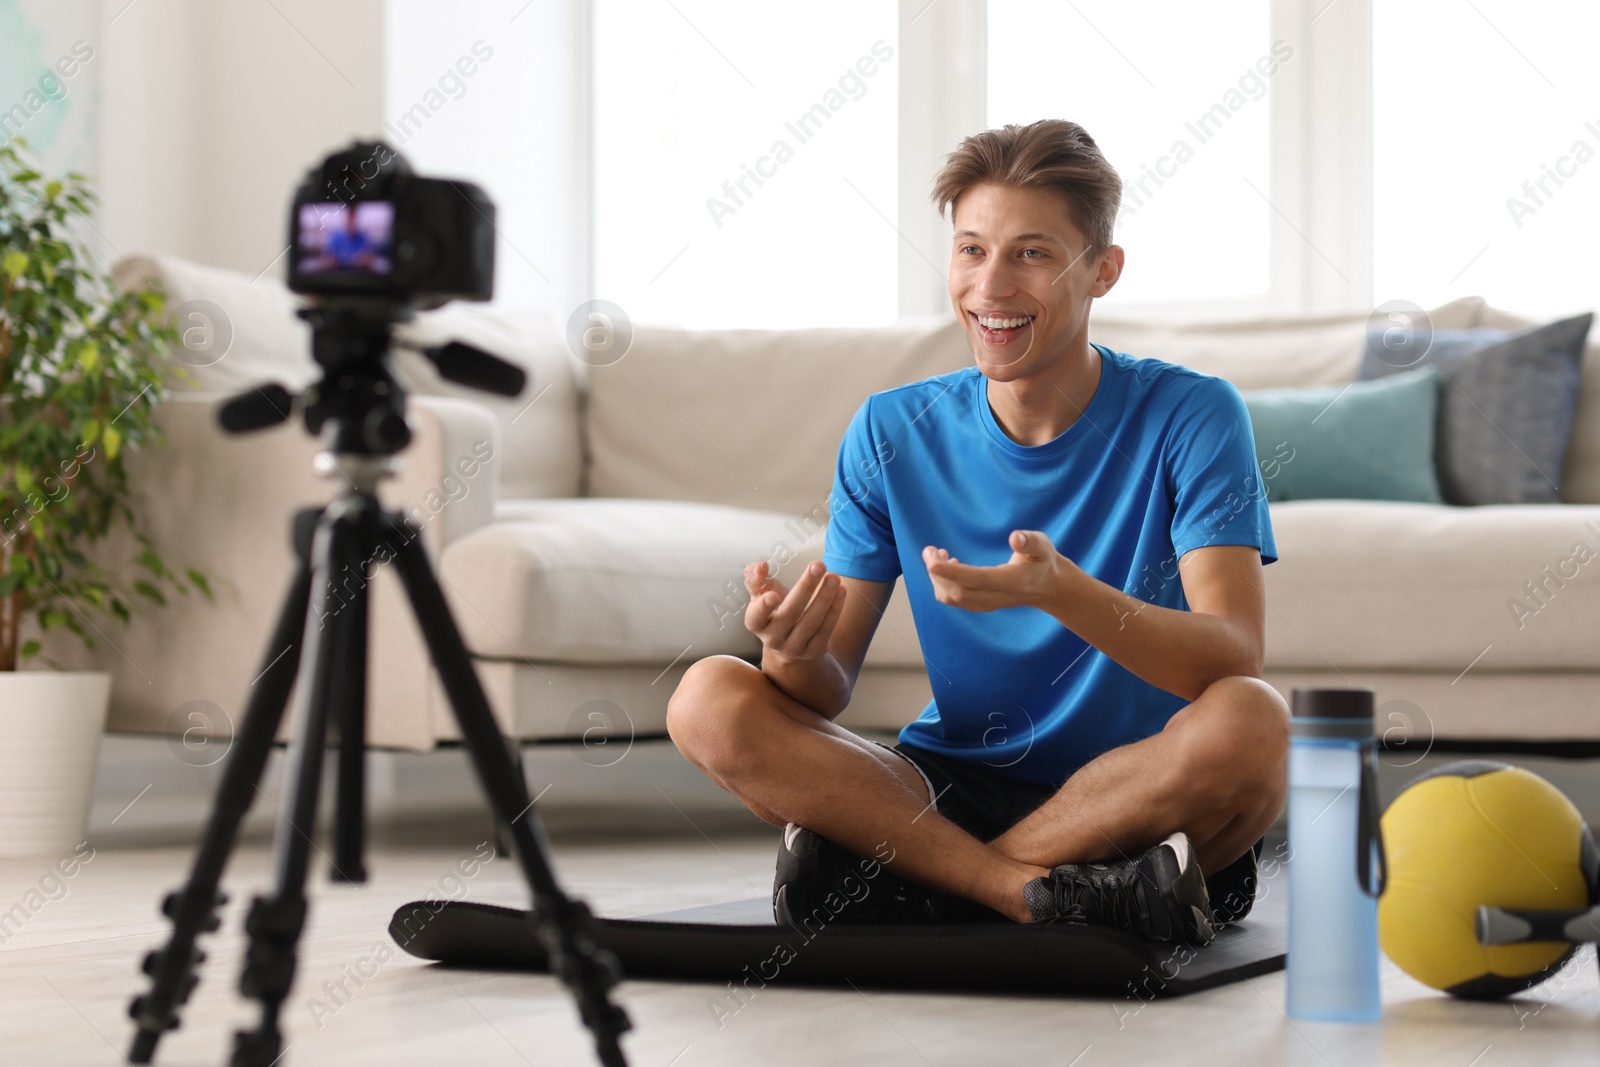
[186,568,213,600]
[0,155,206,653]
[19,640,41,660]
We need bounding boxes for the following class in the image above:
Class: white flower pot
[0,671,110,856]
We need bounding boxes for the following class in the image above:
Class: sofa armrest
[48,392,501,752]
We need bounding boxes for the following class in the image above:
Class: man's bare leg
[667,654,1048,922]
[988,675,1290,877]
[669,658,1288,921]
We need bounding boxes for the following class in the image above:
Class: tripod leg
[231,508,364,1067]
[128,542,314,1063]
[383,513,631,1067]
[331,550,370,884]
[492,736,526,860]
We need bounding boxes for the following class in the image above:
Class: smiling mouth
[970,311,1034,346]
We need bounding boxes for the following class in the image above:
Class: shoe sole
[1207,845,1259,928]
[773,822,811,926]
[774,883,795,927]
[1152,833,1216,945]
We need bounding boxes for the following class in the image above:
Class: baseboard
[89,735,762,849]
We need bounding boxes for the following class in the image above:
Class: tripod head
[217,299,525,461]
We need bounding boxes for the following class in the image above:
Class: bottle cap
[1291,687,1375,720]
[1291,687,1375,740]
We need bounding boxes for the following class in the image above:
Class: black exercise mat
[389,885,1285,997]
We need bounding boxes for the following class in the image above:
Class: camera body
[287,140,494,307]
[222,140,523,458]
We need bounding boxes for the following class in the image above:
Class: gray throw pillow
[1359,313,1593,505]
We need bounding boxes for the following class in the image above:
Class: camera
[287,140,494,307]
[219,142,522,451]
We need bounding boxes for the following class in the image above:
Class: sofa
[50,253,1600,753]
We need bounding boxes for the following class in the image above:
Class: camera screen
[296,201,394,275]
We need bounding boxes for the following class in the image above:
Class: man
[323,208,375,271]
[667,119,1287,945]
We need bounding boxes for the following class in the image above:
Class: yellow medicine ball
[1379,760,1597,999]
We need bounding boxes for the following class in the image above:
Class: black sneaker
[1023,832,1216,945]
[1206,839,1262,928]
[774,824,945,927]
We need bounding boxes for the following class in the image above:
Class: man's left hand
[922,530,1070,613]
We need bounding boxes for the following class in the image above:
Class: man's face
[947,181,1121,380]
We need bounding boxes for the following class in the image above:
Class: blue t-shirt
[326,228,374,268]
[822,344,1277,787]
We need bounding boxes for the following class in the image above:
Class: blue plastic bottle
[1286,687,1387,1021]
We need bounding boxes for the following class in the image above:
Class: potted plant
[0,141,204,855]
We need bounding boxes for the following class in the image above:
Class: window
[1373,0,1600,319]
[592,1,899,329]
[986,0,1275,308]
[384,1,1593,327]
[386,0,587,320]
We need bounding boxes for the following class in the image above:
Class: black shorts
[885,740,1059,842]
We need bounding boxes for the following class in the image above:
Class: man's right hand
[744,559,847,664]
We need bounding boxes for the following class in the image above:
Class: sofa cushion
[438,498,830,662]
[112,253,318,391]
[112,254,588,502]
[584,318,971,516]
[581,300,1490,518]
[1265,500,1600,672]
[1469,305,1600,506]
[1088,297,1488,391]
[1359,313,1593,506]
[391,305,586,500]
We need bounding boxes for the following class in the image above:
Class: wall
[86,0,586,317]
[98,0,386,276]
[0,1,101,176]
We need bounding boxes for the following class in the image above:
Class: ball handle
[1476,904,1600,945]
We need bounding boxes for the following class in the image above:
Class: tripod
[127,304,631,1067]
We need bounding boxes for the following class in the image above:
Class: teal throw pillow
[1242,367,1444,503]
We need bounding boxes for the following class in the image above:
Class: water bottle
[1286,687,1387,1021]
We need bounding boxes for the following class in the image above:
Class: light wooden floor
[1,817,1596,1067]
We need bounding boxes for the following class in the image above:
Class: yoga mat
[389,883,1285,998]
